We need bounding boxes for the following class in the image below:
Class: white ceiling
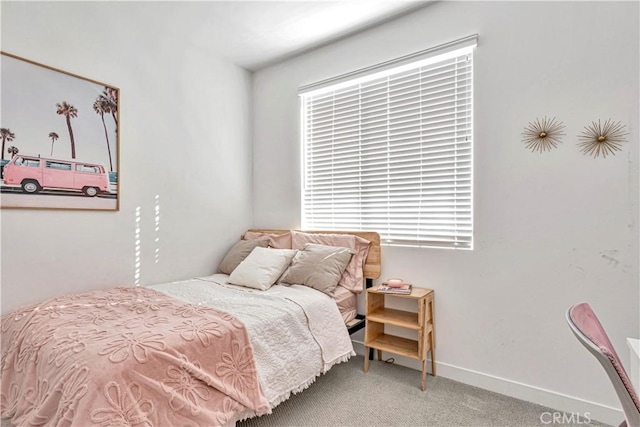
[126,1,432,71]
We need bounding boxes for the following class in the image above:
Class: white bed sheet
[147,274,354,416]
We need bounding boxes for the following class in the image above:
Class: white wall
[252,2,639,424]
[0,2,254,313]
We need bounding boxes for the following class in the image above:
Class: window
[76,164,101,173]
[15,157,40,167]
[45,161,72,171]
[300,36,476,249]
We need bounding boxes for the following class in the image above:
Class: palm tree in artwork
[99,87,118,127]
[56,101,78,159]
[7,146,19,158]
[49,132,59,156]
[93,98,114,171]
[0,128,15,161]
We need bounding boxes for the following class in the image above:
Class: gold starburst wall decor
[522,117,566,153]
[578,119,628,158]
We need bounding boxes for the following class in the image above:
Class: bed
[0,229,380,426]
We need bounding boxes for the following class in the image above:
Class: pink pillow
[243,231,292,249]
[291,231,370,293]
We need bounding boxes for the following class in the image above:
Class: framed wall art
[0,52,119,211]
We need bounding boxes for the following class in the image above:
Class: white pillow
[228,247,298,290]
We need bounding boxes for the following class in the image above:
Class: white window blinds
[300,38,475,249]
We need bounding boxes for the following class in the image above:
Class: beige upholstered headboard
[247,229,381,280]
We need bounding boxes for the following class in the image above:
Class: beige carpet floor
[238,355,612,427]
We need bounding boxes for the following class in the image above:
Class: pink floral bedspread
[0,286,270,426]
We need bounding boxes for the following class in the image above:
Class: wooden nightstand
[364,286,435,391]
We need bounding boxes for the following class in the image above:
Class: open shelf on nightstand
[366,333,420,360]
[367,307,420,330]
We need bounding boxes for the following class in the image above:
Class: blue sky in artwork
[1,54,118,171]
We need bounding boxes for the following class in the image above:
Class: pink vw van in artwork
[3,155,109,196]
